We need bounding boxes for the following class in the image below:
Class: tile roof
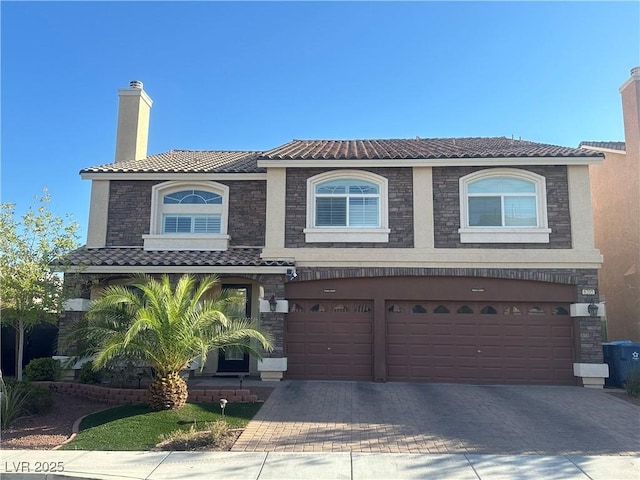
[80,137,603,174]
[81,150,263,174]
[579,141,626,152]
[55,247,293,268]
[259,137,603,160]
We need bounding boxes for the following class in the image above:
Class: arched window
[411,305,427,314]
[457,305,474,314]
[387,304,403,313]
[433,305,450,314]
[458,169,550,243]
[504,306,522,316]
[144,181,230,251]
[480,306,498,315]
[305,170,390,243]
[290,303,304,313]
[552,306,569,315]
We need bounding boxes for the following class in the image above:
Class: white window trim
[458,168,551,243]
[143,180,230,251]
[304,170,390,243]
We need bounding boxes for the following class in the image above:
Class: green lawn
[61,402,262,451]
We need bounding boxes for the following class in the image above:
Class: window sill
[303,228,390,243]
[458,228,551,244]
[142,234,230,251]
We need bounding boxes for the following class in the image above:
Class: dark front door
[217,284,251,373]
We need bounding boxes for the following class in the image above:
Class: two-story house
[59,80,609,387]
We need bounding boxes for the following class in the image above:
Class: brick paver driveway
[232,381,640,455]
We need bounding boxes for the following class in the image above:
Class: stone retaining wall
[36,382,258,406]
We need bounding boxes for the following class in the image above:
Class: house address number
[581,288,597,296]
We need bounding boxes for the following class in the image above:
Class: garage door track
[233,381,640,455]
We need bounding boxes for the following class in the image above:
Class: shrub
[24,357,62,381]
[624,366,640,398]
[4,380,54,415]
[0,377,30,429]
[78,361,104,384]
[208,420,230,444]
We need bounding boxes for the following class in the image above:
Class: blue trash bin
[603,341,633,388]
[616,342,640,387]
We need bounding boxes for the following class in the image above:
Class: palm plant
[62,274,273,410]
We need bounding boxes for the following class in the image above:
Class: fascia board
[80,172,267,180]
[257,156,604,168]
[63,265,290,274]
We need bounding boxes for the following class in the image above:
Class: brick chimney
[114,80,153,163]
[619,67,640,159]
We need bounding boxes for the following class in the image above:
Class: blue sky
[1,1,638,242]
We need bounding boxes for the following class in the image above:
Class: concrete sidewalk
[2,450,639,480]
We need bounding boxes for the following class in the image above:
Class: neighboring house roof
[55,247,293,268]
[579,141,626,152]
[81,150,263,174]
[80,137,602,173]
[260,137,603,160]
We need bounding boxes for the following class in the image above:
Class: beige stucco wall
[86,180,110,248]
[590,150,640,341]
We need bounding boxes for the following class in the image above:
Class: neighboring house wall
[590,150,640,341]
[586,68,640,342]
[433,165,572,249]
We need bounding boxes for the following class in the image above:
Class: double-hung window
[144,181,230,251]
[458,169,550,243]
[305,170,390,243]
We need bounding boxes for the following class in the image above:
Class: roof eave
[80,172,267,180]
[257,155,604,168]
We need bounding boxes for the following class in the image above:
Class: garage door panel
[387,301,574,385]
[286,301,373,380]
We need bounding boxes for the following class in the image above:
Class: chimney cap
[129,80,144,90]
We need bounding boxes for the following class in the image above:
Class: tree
[63,274,273,410]
[0,190,80,380]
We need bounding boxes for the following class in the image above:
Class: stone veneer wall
[106,180,266,247]
[285,167,414,248]
[433,165,572,248]
[290,266,602,363]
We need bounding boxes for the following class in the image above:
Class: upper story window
[304,170,390,243]
[143,181,230,251]
[315,179,380,227]
[162,190,223,234]
[458,169,550,243]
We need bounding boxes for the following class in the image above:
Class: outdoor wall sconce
[587,301,599,317]
[269,295,277,312]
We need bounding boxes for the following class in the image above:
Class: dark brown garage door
[386,301,575,385]
[286,300,374,380]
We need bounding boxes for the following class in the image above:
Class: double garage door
[286,299,575,385]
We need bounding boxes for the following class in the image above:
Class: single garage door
[286,300,374,380]
[386,301,575,385]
